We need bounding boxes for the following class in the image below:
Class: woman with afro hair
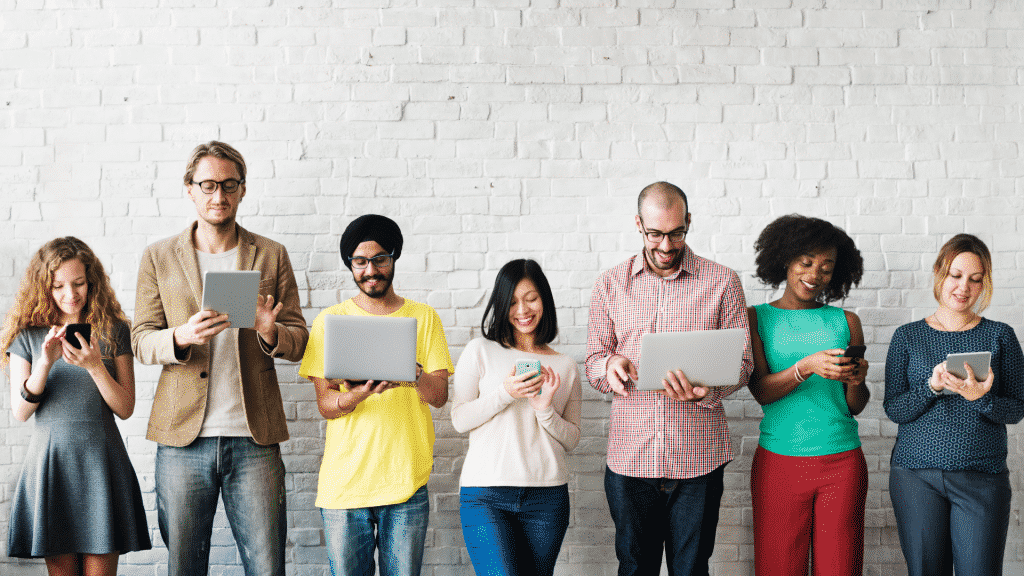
[746,214,869,576]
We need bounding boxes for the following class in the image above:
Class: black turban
[339,214,403,269]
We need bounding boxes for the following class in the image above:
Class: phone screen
[843,345,866,359]
[66,323,91,349]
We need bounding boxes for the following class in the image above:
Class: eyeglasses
[347,252,395,270]
[192,179,244,195]
[638,219,688,243]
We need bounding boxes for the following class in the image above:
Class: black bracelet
[21,381,46,403]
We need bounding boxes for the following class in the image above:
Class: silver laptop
[324,315,418,383]
[635,328,746,391]
[201,271,260,329]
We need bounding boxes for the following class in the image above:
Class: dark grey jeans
[890,466,1011,576]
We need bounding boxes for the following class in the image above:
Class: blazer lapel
[175,223,203,310]
[236,225,257,271]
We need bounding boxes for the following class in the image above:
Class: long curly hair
[753,214,864,304]
[1,237,129,363]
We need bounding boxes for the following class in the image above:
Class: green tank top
[754,303,861,457]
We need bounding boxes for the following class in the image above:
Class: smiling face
[508,278,544,339]
[186,155,246,228]
[937,251,985,314]
[783,248,837,305]
[636,197,691,277]
[51,258,89,324]
[351,240,395,299]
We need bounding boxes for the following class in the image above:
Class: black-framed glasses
[192,179,244,195]
[638,218,688,243]
[347,252,395,270]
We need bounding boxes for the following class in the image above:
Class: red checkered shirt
[585,247,753,479]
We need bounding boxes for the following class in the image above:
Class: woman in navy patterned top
[884,234,1024,576]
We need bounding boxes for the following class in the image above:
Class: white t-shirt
[196,247,249,437]
[450,337,582,487]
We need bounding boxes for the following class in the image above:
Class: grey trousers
[889,466,1011,576]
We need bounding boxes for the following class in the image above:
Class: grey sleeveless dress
[6,321,151,558]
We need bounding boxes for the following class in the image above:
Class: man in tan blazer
[132,141,308,576]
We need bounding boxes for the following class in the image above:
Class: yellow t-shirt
[299,298,455,509]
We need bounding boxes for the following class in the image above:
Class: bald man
[585,182,754,576]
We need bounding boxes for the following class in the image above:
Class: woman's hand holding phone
[505,366,543,399]
[798,349,860,382]
[60,331,103,373]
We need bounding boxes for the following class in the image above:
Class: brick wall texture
[2,1,1024,575]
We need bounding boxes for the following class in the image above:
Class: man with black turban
[298,214,454,576]
[337,213,404,298]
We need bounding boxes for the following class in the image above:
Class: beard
[644,245,682,271]
[357,269,394,298]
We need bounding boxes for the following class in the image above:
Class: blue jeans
[605,464,726,576]
[156,437,286,576]
[320,485,430,576]
[459,485,570,576]
[890,466,1011,576]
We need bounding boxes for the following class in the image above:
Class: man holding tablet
[585,182,753,576]
[299,214,453,576]
[132,141,308,576]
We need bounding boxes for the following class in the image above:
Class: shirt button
[200,371,208,378]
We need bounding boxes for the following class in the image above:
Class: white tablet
[201,271,260,329]
[324,315,418,383]
[635,328,747,391]
[941,351,992,394]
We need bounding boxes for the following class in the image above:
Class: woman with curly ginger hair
[746,215,869,576]
[4,237,150,575]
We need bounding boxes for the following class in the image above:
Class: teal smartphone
[515,359,543,395]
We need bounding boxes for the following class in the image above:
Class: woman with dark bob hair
[3,237,150,575]
[884,234,1024,576]
[450,258,581,576]
[746,215,870,576]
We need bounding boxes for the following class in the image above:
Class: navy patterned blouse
[884,318,1024,474]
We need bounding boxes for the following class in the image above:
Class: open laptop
[324,315,418,383]
[635,328,747,391]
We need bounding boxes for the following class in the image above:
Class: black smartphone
[843,345,866,364]
[65,323,91,349]
[843,345,866,358]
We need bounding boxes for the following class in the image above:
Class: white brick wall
[2,2,1023,575]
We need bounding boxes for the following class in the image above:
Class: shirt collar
[631,245,697,280]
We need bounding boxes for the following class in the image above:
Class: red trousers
[751,446,867,576]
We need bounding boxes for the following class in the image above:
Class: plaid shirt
[585,247,753,479]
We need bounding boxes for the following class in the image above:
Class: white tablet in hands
[201,271,260,329]
[941,351,992,395]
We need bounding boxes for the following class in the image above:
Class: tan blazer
[132,223,308,447]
